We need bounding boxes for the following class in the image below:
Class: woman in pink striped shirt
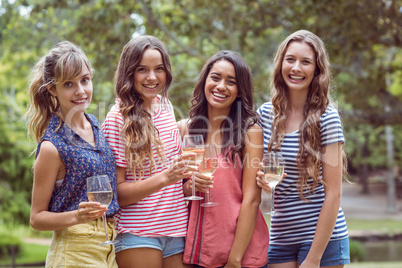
[102,35,194,268]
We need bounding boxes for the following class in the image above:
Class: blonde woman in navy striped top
[256,30,350,268]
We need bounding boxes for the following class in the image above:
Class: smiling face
[281,41,317,94]
[134,48,167,108]
[204,59,238,116]
[49,61,93,118]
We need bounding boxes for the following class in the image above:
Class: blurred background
[0,0,401,266]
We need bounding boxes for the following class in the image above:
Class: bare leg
[163,253,193,268]
[296,263,344,268]
[116,248,163,268]
[269,261,298,268]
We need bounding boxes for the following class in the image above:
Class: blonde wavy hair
[268,30,347,199]
[114,36,172,177]
[26,41,93,143]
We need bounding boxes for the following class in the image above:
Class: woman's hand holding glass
[76,201,107,224]
[199,144,219,207]
[87,175,118,246]
[256,164,287,193]
[182,134,205,200]
[165,153,198,185]
[261,152,285,215]
[191,172,214,193]
[256,166,272,194]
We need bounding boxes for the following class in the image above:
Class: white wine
[182,147,205,168]
[88,191,113,206]
[262,166,284,188]
[199,158,218,176]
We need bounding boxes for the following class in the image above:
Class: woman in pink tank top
[179,51,269,268]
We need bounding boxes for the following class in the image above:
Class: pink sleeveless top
[183,154,269,267]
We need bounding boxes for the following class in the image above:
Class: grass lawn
[346,219,402,235]
[0,242,48,266]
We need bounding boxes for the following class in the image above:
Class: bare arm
[177,119,189,138]
[30,141,106,231]
[301,142,343,267]
[226,125,264,267]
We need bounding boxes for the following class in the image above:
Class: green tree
[0,0,401,224]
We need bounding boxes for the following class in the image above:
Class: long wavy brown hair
[268,30,347,199]
[188,50,259,163]
[114,35,172,176]
[26,41,93,143]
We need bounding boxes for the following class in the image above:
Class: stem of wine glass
[191,172,196,197]
[102,214,108,241]
[271,187,275,213]
[205,188,211,203]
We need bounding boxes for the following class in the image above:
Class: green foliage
[17,242,48,264]
[0,183,31,225]
[0,242,48,265]
[344,123,402,171]
[0,225,49,264]
[0,85,34,225]
[0,0,401,224]
[0,228,22,259]
[350,240,366,262]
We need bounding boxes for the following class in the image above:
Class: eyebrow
[285,54,314,61]
[210,71,236,80]
[137,64,164,68]
[62,72,90,82]
[79,73,91,79]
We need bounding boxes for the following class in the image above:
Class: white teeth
[74,99,86,104]
[290,75,304,80]
[212,92,227,98]
[144,84,157,89]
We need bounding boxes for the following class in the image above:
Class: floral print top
[37,113,119,217]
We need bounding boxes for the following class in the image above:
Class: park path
[341,182,402,221]
[23,237,51,246]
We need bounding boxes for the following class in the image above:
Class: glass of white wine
[86,175,118,246]
[262,152,284,215]
[182,134,205,201]
[200,144,219,207]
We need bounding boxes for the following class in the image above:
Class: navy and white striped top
[257,102,348,245]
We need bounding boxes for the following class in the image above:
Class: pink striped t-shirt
[101,98,188,237]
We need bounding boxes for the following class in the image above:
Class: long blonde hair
[268,30,347,199]
[114,36,172,176]
[26,41,93,143]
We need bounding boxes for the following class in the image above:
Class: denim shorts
[114,232,185,258]
[268,237,350,266]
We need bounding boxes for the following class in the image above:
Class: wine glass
[87,175,119,246]
[262,151,285,215]
[182,134,205,201]
[200,144,219,207]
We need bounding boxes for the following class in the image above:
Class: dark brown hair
[188,50,259,162]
